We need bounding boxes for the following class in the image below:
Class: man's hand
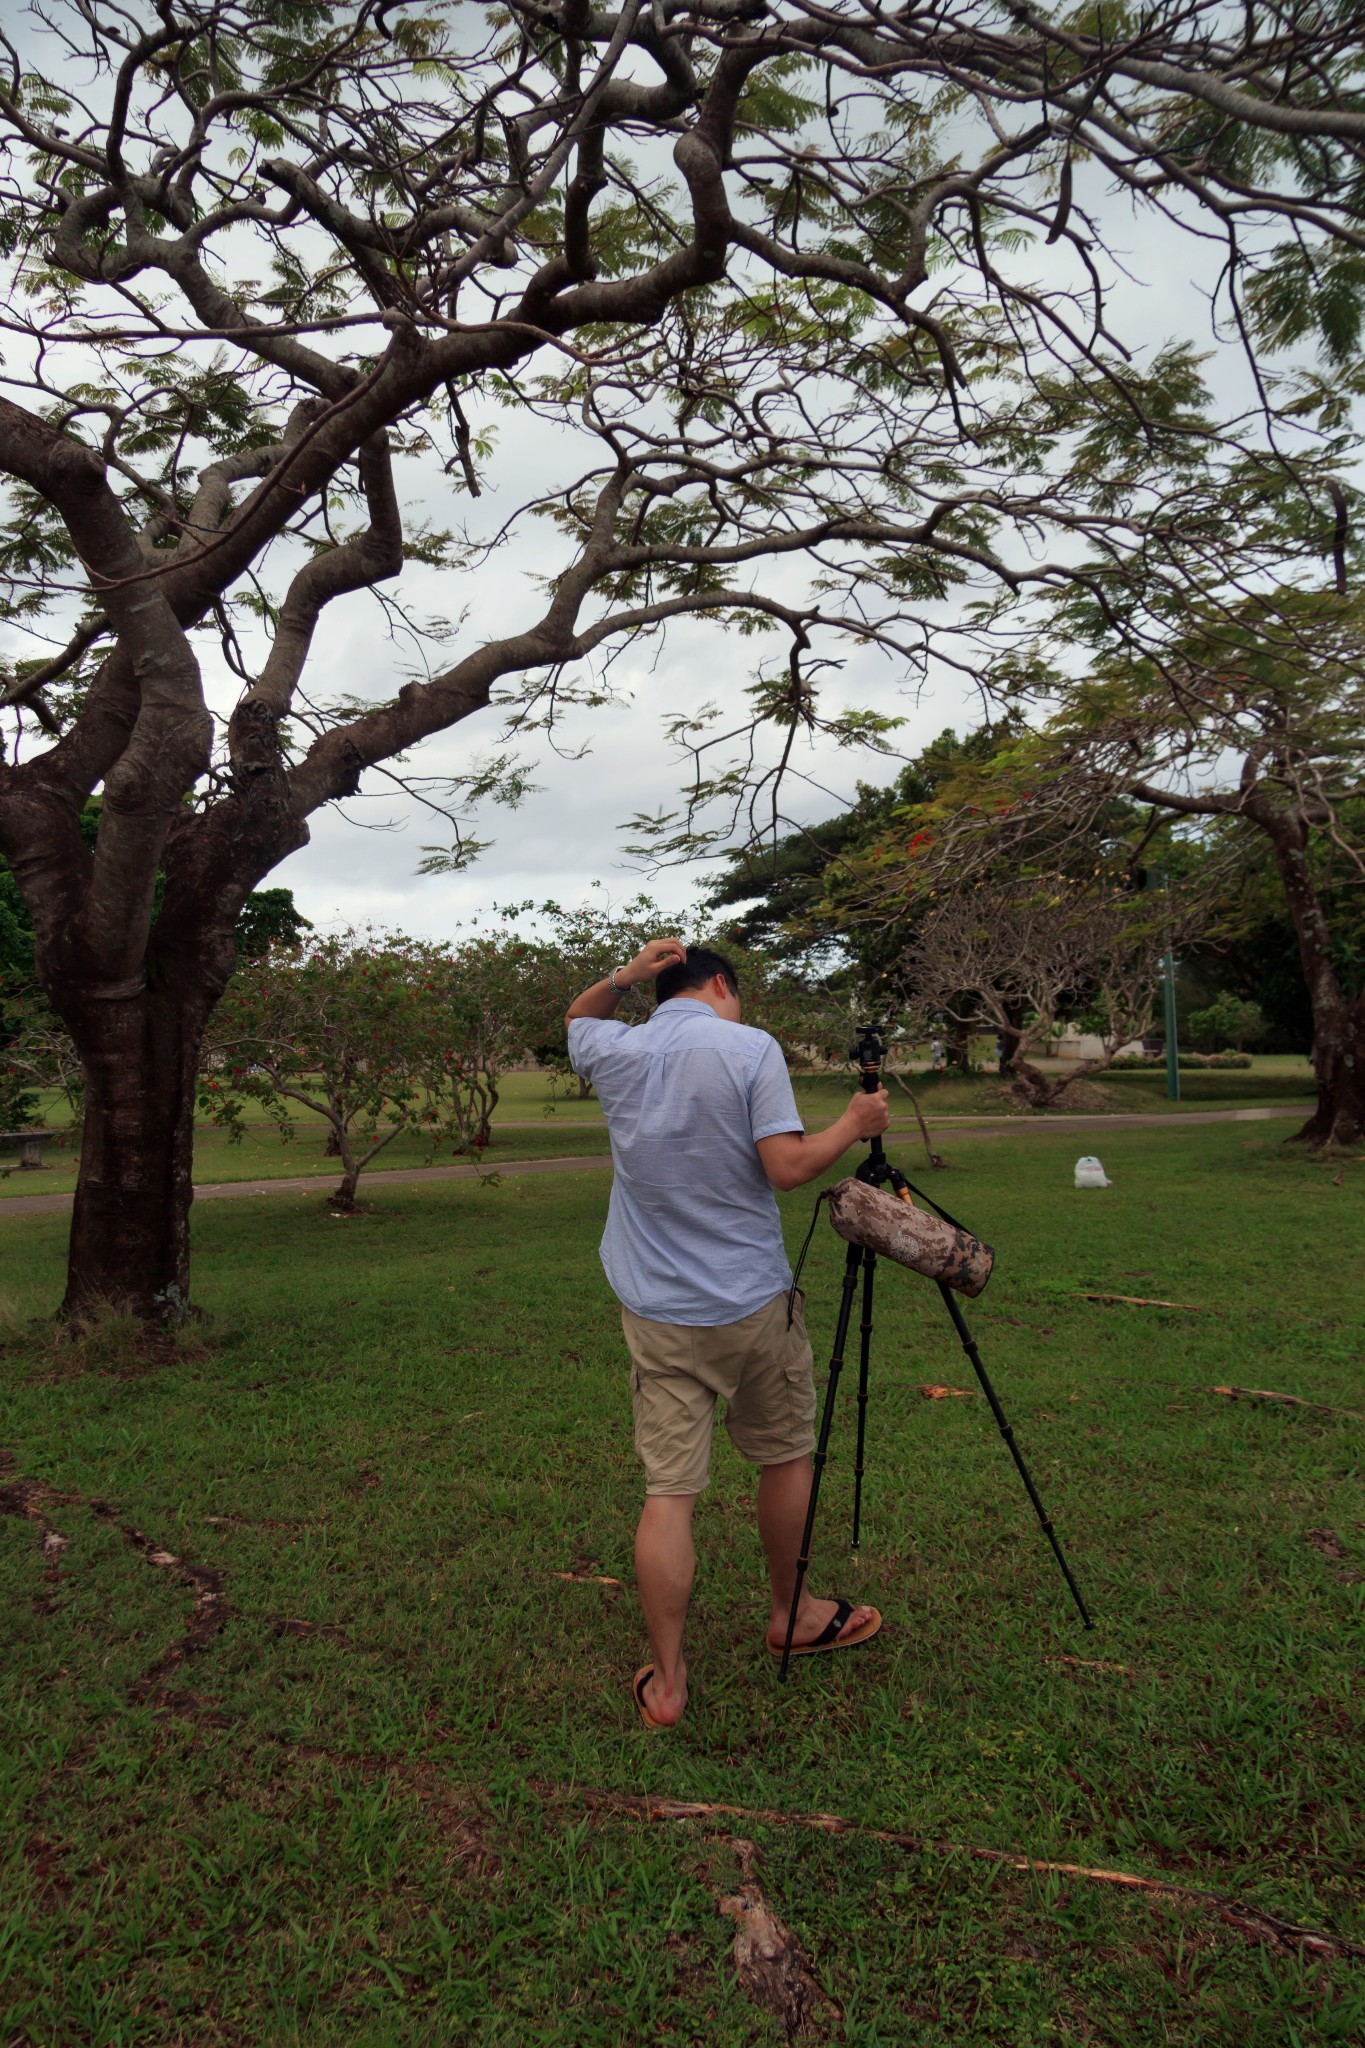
[564,935,688,1026]
[615,937,687,989]
[847,1085,891,1140]
[756,1083,891,1192]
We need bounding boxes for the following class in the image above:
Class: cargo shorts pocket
[725,1293,816,1465]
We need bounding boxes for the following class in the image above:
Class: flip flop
[633,1664,669,1730]
[770,1597,883,1659]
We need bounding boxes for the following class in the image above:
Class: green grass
[1,1127,1362,2043]
[0,1060,1318,1203]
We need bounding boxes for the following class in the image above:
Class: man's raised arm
[564,937,688,1027]
[756,1088,890,1192]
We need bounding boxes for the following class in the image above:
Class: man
[566,937,891,1729]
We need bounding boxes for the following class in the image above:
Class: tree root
[1,1448,229,1696]
[578,1789,1365,1964]
[718,1837,843,2040]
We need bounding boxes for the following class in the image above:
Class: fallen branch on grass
[1079,1294,1200,1311]
[1209,1385,1363,1422]
[918,1385,978,1400]
[579,1789,1365,1964]
[0,1454,73,1612]
[551,1569,624,1587]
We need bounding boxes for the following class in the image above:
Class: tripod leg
[780,1240,861,1681]
[851,1250,875,1549]
[936,1281,1095,1631]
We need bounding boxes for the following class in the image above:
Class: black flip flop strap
[811,1598,853,1647]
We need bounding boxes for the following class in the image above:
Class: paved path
[0,1105,1304,1220]
[492,1105,1308,1131]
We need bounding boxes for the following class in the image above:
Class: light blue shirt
[568,999,805,1325]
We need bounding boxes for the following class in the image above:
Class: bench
[0,1129,58,1170]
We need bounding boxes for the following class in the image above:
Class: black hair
[656,944,740,1006]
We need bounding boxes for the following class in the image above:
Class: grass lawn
[1,1125,1361,2044]
[0,1059,1319,1204]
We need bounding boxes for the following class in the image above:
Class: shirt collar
[649,998,722,1026]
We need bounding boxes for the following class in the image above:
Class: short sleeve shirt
[567,999,804,1325]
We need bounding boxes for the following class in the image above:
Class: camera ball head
[849,1021,889,1089]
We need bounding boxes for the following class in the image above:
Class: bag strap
[786,1190,831,1326]
[891,1174,977,1239]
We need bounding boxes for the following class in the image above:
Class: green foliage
[206,929,454,1183]
[233,887,311,961]
[1188,995,1267,1053]
[704,719,1028,981]
[1246,243,1365,368]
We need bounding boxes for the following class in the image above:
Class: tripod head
[849,1021,889,1093]
[847,1020,905,1192]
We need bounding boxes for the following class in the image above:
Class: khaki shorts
[622,1289,817,1496]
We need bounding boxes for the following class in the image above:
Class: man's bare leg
[634,1492,699,1726]
[757,1455,877,1651]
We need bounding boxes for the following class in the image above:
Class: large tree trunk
[1266,824,1365,1148]
[63,985,212,1321]
[1297,996,1365,1147]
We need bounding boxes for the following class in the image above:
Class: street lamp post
[1145,864,1181,1101]
[1162,937,1181,1103]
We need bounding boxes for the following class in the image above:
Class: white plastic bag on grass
[1074,1156,1111,1189]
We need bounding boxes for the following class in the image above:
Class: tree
[905,871,1208,1109]
[507,897,665,1098]
[232,887,311,962]
[1179,832,1365,1053]
[205,928,506,1214]
[1188,995,1267,1053]
[1003,591,1365,1144]
[442,929,543,1147]
[1,3,1360,1313]
[704,722,1025,970]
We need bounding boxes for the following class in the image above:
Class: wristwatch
[607,964,629,994]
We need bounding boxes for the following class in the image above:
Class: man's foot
[633,1661,688,1729]
[766,1595,881,1657]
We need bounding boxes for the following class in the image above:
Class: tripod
[778,1027,1094,1681]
